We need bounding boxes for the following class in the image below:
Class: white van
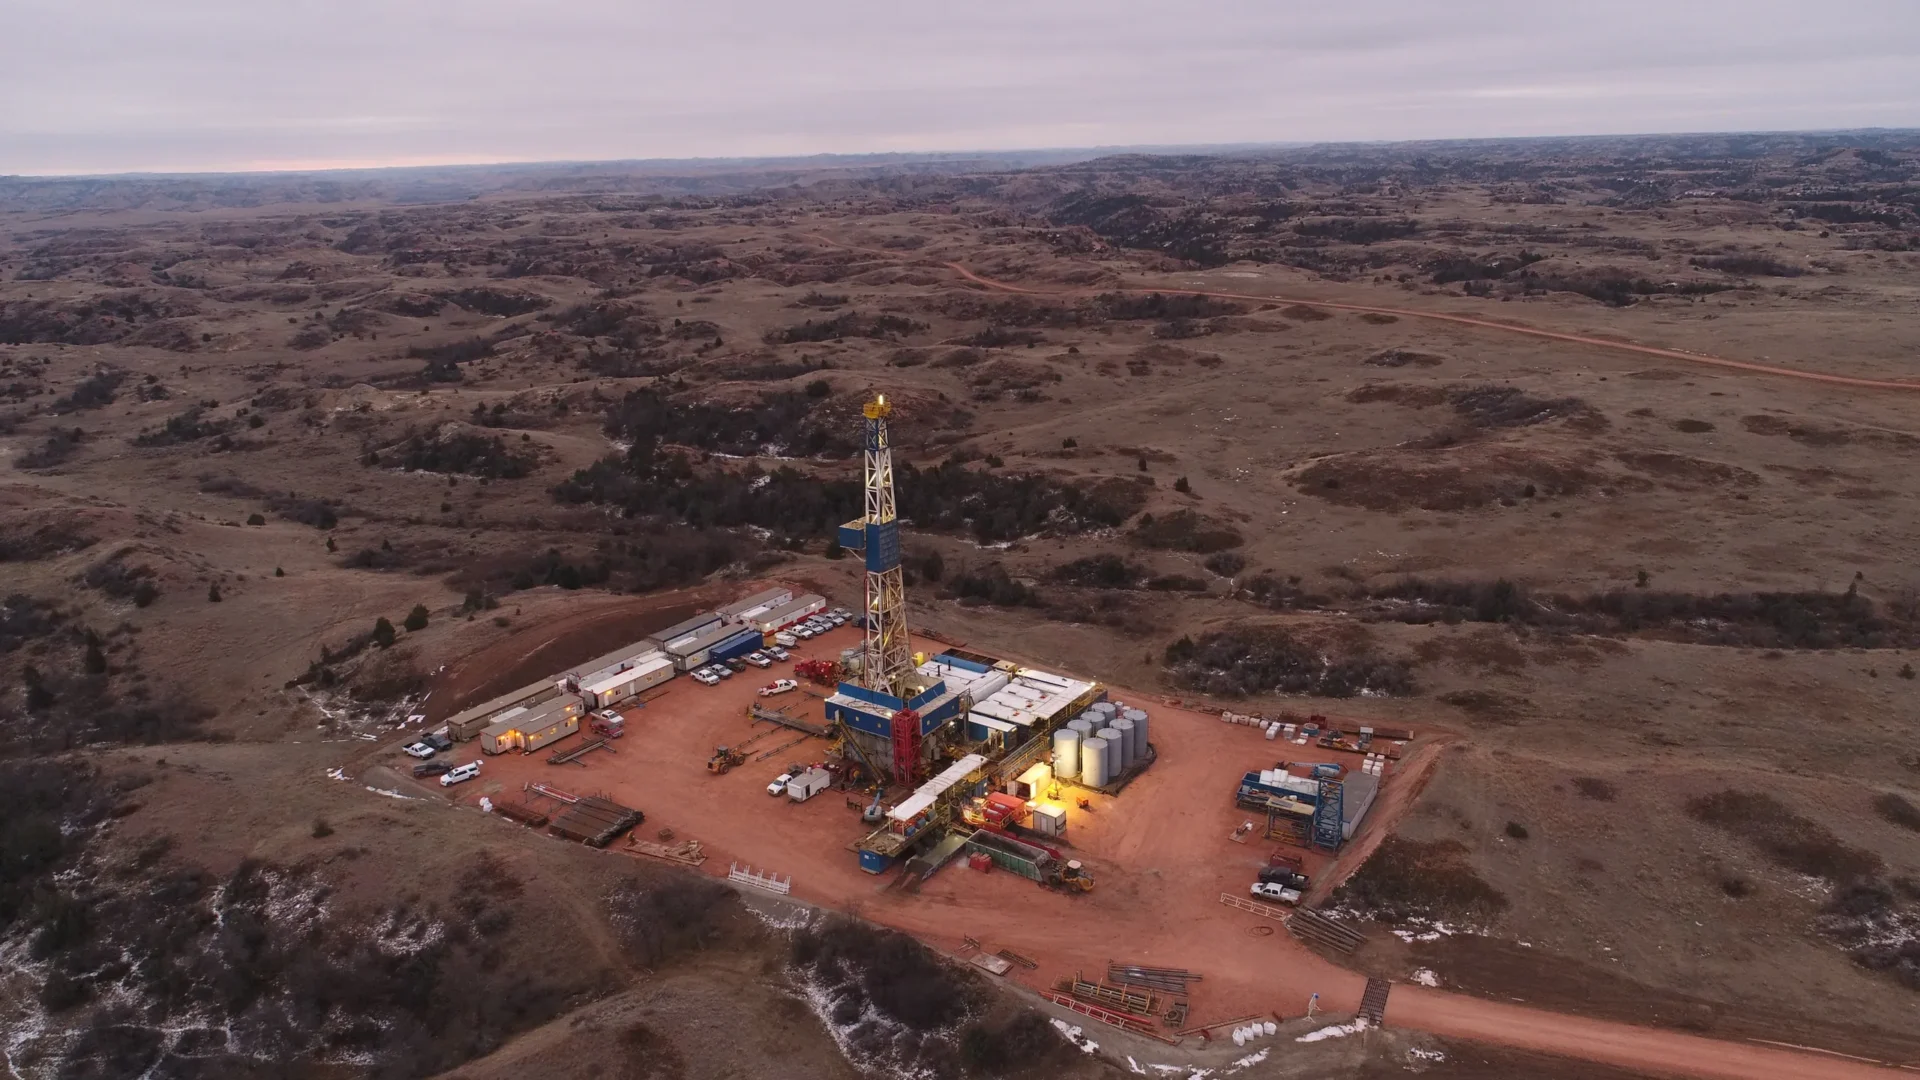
[774,631,798,648]
[441,761,482,787]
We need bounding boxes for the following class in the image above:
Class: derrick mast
[857,394,914,697]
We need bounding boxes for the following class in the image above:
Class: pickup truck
[1250,881,1302,905]
[758,679,798,697]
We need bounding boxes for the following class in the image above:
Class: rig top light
[864,393,891,420]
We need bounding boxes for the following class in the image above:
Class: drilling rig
[822,394,965,786]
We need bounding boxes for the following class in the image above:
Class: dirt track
[805,232,1920,394]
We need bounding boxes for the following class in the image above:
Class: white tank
[1122,709,1147,757]
[1110,719,1134,772]
[1068,717,1095,740]
[1052,728,1081,781]
[1081,737,1109,787]
[1092,701,1117,720]
[1098,726,1127,774]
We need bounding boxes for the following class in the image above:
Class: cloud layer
[4,0,1917,175]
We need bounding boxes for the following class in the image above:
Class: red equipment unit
[889,707,921,786]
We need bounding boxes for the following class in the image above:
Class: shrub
[1873,792,1920,832]
[17,428,86,469]
[1050,554,1144,589]
[791,917,972,1031]
[403,605,429,632]
[371,617,396,648]
[1505,821,1529,840]
[1572,777,1617,801]
[1130,509,1241,553]
[805,378,832,398]
[311,818,333,839]
[51,368,126,413]
[1164,625,1413,698]
[606,876,733,967]
[1203,551,1247,577]
[1686,790,1882,882]
[132,407,234,448]
[1333,836,1508,923]
[206,584,221,603]
[245,513,265,526]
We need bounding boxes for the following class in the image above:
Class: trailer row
[438,586,828,754]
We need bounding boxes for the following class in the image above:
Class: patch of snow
[1409,968,1439,987]
[1050,1018,1099,1055]
[1296,1020,1369,1043]
[326,767,349,780]
[365,786,414,801]
[1409,1047,1447,1062]
[1128,1055,1145,1073]
[1228,1048,1270,1070]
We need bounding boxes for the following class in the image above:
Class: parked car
[713,664,734,678]
[1259,866,1310,889]
[692,669,720,686]
[1250,881,1302,905]
[828,614,847,627]
[422,732,454,753]
[759,679,798,697]
[403,742,435,759]
[724,658,747,672]
[767,773,793,797]
[441,761,482,787]
[765,645,789,661]
[774,632,798,648]
[795,625,816,640]
[412,760,454,778]
[745,651,772,668]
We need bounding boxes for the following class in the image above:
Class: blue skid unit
[858,849,895,875]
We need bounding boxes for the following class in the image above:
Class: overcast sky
[4,0,1918,176]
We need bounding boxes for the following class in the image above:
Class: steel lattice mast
[859,394,914,698]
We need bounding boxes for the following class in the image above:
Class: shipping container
[709,628,764,664]
[666,622,744,670]
[646,612,722,648]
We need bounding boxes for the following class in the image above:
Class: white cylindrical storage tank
[1099,726,1127,773]
[1052,728,1081,781]
[1081,737,1109,787]
[1110,719,1134,773]
[1092,701,1116,720]
[1068,717,1095,741]
[1123,708,1148,757]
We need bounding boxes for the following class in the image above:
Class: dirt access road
[410,622,1910,1080]
[803,232,1920,394]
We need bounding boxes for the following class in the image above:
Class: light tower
[855,394,914,697]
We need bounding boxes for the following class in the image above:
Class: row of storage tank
[1049,701,1151,788]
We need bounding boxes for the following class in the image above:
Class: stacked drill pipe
[1106,962,1203,995]
[1064,974,1157,1017]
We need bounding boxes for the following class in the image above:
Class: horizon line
[5,125,1916,183]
